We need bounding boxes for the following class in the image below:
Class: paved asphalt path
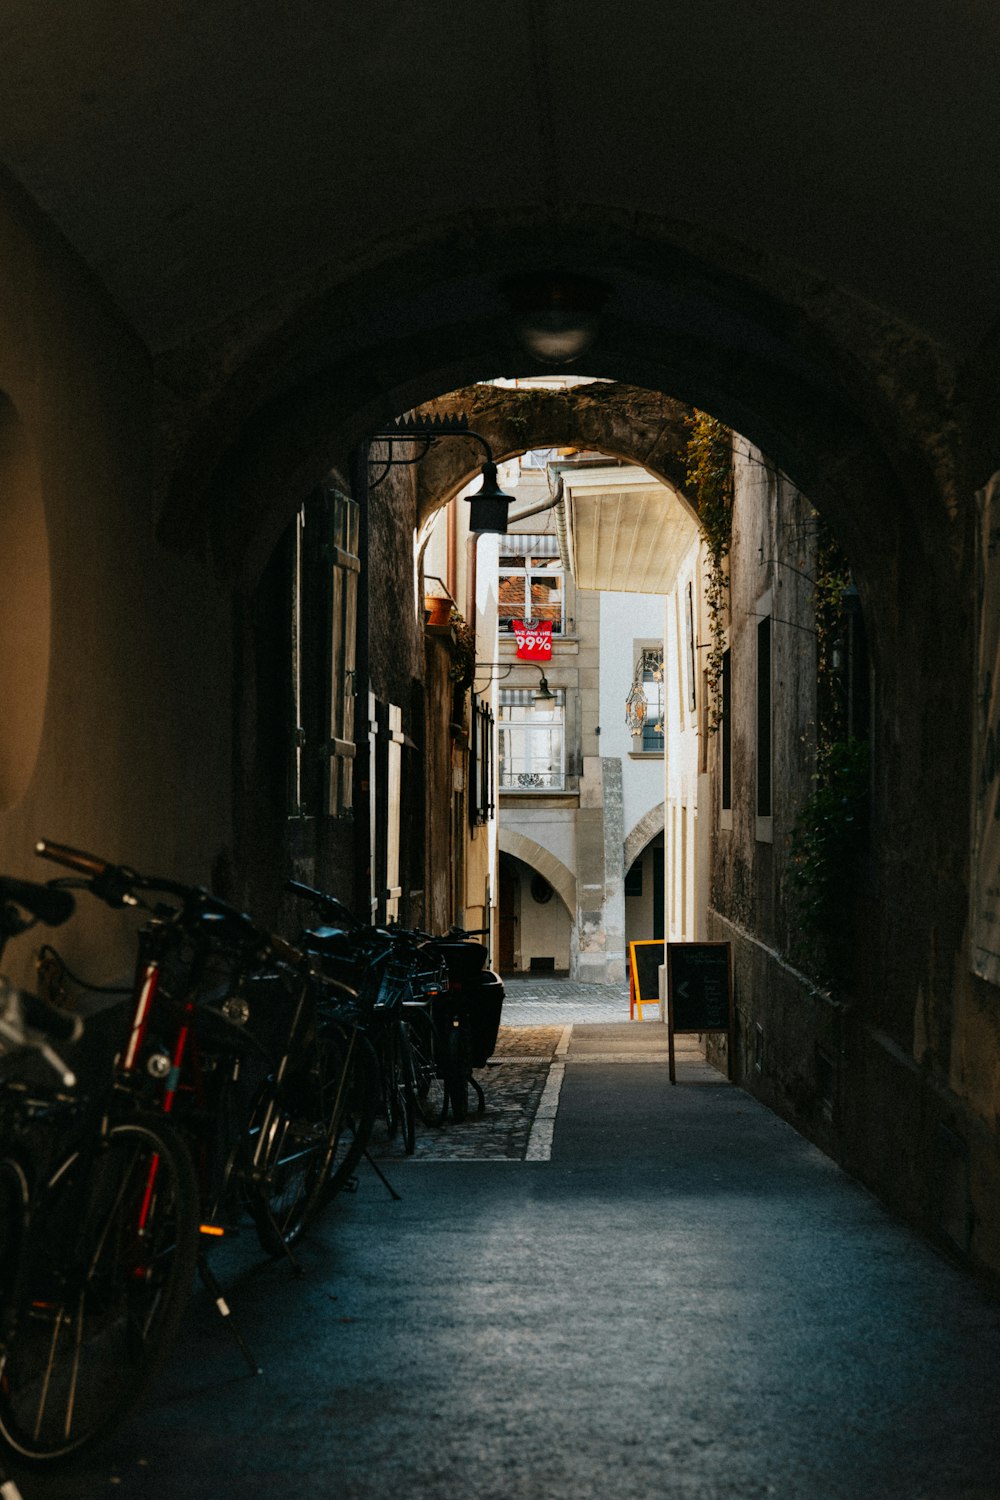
[18,1023,1000,1500]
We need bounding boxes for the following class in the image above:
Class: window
[498,688,565,789]
[289,485,360,818]
[685,581,697,713]
[641,661,665,752]
[498,534,564,635]
[327,491,360,818]
[469,693,495,825]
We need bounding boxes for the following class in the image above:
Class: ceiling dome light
[503,272,609,365]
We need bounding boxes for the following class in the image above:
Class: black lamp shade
[468,461,514,534]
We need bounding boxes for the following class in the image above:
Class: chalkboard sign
[628,940,663,1018]
[666,942,733,1083]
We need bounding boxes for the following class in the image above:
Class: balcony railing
[499,770,565,790]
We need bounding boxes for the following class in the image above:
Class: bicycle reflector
[199,1224,225,1237]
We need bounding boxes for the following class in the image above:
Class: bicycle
[33,840,368,1265]
[0,875,200,1465]
[287,883,486,1130]
[288,882,427,1155]
[384,922,506,1124]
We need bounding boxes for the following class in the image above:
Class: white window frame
[498,688,566,791]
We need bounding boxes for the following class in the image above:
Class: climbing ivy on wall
[812,522,853,750]
[448,607,476,689]
[684,412,733,731]
[788,520,869,993]
[788,736,869,992]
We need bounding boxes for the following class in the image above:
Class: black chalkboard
[629,940,663,1005]
[667,942,732,1033]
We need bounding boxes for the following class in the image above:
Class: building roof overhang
[560,465,699,595]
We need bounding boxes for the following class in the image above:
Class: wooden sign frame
[628,939,663,1020]
[666,941,734,1084]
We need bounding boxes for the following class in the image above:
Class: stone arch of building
[498,830,576,922]
[408,385,697,529]
[409,384,701,528]
[624,804,666,878]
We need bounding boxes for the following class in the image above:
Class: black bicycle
[287,883,427,1154]
[287,883,497,1129]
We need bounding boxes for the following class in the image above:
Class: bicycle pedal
[344,1176,359,1194]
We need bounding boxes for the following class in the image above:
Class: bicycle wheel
[383,1021,415,1154]
[0,1118,199,1463]
[248,1020,366,1256]
[324,1025,379,1199]
[443,1022,472,1124]
[394,1022,416,1154]
[406,1007,446,1126]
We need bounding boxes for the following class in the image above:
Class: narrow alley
[4,12,1000,1496]
[24,988,1000,1500]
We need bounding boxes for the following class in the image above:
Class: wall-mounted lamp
[369,414,516,534]
[475,661,556,706]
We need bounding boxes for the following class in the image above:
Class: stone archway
[157,208,954,611]
[498,829,576,920]
[410,384,697,528]
[624,803,666,878]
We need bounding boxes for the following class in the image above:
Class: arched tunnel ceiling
[0,1,998,362]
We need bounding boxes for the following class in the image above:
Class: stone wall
[706,435,1000,1282]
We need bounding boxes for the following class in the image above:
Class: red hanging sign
[513,619,553,660]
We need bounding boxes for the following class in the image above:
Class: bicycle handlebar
[286,878,361,931]
[34,839,109,881]
[35,837,278,959]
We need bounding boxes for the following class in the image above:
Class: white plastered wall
[663,533,711,943]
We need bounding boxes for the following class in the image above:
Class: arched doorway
[498,851,574,977]
[624,833,664,947]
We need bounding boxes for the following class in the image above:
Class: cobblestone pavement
[499,973,661,1025]
[369,1025,564,1163]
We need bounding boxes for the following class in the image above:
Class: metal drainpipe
[504,475,572,573]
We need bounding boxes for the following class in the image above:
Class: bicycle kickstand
[247,1187,306,1279]
[197,1253,262,1375]
[362,1148,403,1202]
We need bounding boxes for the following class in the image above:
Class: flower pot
[424,595,452,627]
